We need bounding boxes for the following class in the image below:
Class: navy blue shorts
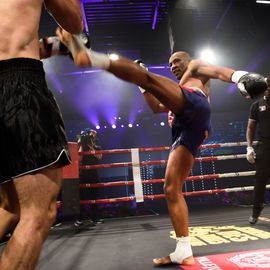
[0,58,71,183]
[171,86,211,157]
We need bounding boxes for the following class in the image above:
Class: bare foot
[153,256,172,266]
[153,255,196,266]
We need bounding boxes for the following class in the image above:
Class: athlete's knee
[163,184,182,202]
[20,212,53,239]
[21,201,57,234]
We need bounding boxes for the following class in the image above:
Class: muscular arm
[44,0,83,33]
[246,119,257,147]
[143,92,168,113]
[183,60,235,84]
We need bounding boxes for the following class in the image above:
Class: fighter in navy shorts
[171,86,211,157]
[0,58,71,183]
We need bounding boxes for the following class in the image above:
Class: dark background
[39,0,270,218]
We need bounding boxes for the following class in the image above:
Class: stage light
[256,1,270,4]
[128,124,133,128]
[160,122,165,126]
[199,48,215,63]
[121,124,124,128]
[96,125,100,130]
[109,53,119,61]
[112,124,116,129]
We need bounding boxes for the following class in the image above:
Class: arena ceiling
[39,0,270,118]
[40,0,270,64]
[79,0,270,61]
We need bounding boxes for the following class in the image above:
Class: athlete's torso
[182,77,211,98]
[0,0,43,60]
[179,60,212,98]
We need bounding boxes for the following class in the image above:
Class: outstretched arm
[183,60,235,83]
[134,61,169,113]
[142,92,168,113]
[187,59,267,99]
[44,0,83,34]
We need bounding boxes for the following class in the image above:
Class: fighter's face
[169,54,188,80]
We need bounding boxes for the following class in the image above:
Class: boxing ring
[59,141,270,209]
[30,140,269,270]
[2,141,269,270]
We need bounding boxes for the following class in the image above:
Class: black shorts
[0,58,71,183]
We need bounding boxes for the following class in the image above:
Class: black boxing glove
[231,71,267,99]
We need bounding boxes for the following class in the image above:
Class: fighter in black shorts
[0,58,70,182]
[57,29,267,266]
[0,1,83,269]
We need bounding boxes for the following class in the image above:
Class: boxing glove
[246,146,256,164]
[40,31,91,59]
[134,59,148,94]
[231,71,267,99]
[40,36,69,58]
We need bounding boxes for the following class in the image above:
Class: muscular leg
[109,59,186,114]
[153,145,195,266]
[57,28,187,114]
[72,50,186,115]
[0,164,63,270]
[0,182,20,240]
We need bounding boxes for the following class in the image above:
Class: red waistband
[180,85,197,93]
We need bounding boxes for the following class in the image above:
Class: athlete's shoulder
[188,59,208,71]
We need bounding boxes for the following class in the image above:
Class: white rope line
[224,185,270,193]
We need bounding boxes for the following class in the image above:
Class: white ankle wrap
[169,236,193,264]
[85,49,110,70]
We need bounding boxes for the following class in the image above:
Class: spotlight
[199,48,215,63]
[112,124,116,129]
[96,125,100,130]
[128,124,133,128]
[121,124,124,128]
[160,122,165,126]
[109,53,119,61]
[256,1,270,4]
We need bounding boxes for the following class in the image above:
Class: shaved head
[169,51,191,63]
[169,51,191,80]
